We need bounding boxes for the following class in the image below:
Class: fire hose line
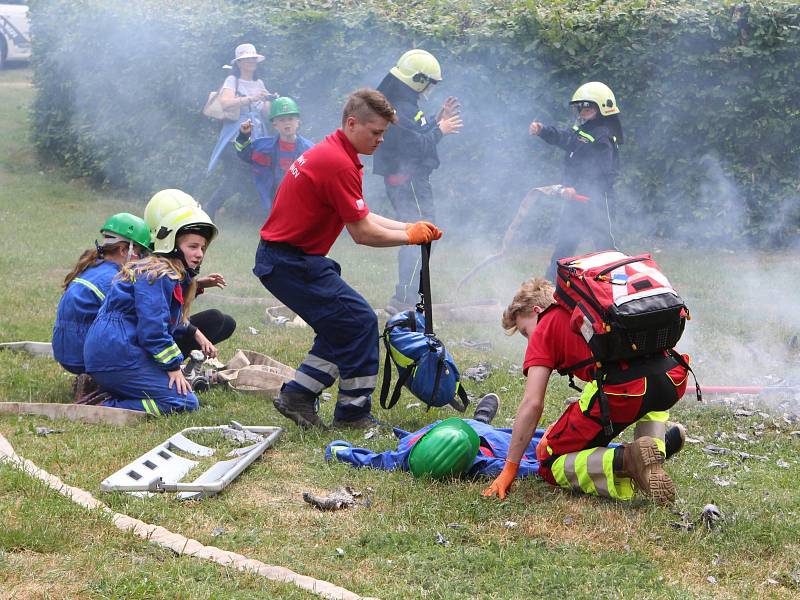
[0,432,377,600]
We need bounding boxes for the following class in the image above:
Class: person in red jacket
[254,88,443,430]
[482,277,689,504]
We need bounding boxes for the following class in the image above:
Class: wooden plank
[0,403,146,426]
[0,341,53,357]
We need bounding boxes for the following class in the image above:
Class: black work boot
[272,387,327,430]
[620,436,676,504]
[332,414,379,430]
[664,421,686,459]
[71,373,98,403]
[472,393,499,424]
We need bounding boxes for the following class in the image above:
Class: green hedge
[29,0,800,246]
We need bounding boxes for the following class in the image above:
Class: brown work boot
[71,373,98,403]
[620,436,676,504]
[664,421,687,459]
[272,388,328,430]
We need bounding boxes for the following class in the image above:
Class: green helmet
[390,49,442,93]
[144,189,200,237]
[408,418,480,479]
[100,212,151,249]
[570,81,620,116]
[152,205,217,255]
[269,96,300,120]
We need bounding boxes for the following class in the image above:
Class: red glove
[481,460,520,500]
[405,221,435,245]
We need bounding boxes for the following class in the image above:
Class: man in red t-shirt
[481,277,690,504]
[253,88,443,430]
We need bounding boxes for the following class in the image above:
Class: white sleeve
[221,75,237,91]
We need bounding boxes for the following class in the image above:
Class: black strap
[668,349,702,403]
[449,384,469,413]
[595,370,615,437]
[419,243,433,335]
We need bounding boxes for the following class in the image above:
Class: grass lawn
[1,65,799,599]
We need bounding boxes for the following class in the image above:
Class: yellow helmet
[390,49,442,93]
[570,82,620,117]
[152,205,217,255]
[144,189,200,237]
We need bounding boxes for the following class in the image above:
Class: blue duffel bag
[379,244,469,412]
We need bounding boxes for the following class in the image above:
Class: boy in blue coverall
[235,96,314,214]
[83,204,219,416]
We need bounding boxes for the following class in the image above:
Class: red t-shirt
[523,305,595,381]
[259,129,370,255]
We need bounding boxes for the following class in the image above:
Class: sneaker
[664,421,686,459]
[332,414,379,430]
[620,436,676,504]
[472,393,499,424]
[272,389,328,430]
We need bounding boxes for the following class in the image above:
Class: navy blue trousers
[254,241,379,421]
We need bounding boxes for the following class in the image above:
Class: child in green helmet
[52,213,151,399]
[235,96,314,214]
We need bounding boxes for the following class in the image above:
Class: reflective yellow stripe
[414,111,424,122]
[141,398,161,416]
[389,345,415,368]
[577,130,595,143]
[234,137,251,152]
[153,344,180,364]
[579,381,598,412]
[141,399,154,415]
[73,277,105,301]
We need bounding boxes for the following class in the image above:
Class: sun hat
[233,43,265,63]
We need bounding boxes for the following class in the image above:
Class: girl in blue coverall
[53,213,151,398]
[83,205,218,415]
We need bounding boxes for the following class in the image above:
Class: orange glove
[405,221,435,245]
[481,459,520,500]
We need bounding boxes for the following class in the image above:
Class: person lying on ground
[482,277,690,504]
[255,88,443,431]
[82,205,219,415]
[327,393,686,480]
[52,213,151,401]
[235,97,315,215]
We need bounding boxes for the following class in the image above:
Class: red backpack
[553,250,700,434]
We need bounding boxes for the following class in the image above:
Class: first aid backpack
[379,243,469,412]
[554,250,687,364]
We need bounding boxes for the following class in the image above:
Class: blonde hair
[118,255,197,324]
[63,242,129,290]
[501,277,556,334]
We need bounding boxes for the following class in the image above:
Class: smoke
[35,3,800,394]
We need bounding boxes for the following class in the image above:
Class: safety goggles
[412,72,439,86]
[571,101,596,111]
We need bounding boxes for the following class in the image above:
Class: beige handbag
[202,77,240,121]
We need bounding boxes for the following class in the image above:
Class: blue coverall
[235,133,314,214]
[83,269,198,415]
[326,419,544,478]
[52,260,120,374]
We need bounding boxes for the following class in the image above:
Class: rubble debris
[701,504,722,529]
[504,521,518,529]
[34,427,64,436]
[448,339,493,351]
[562,516,573,526]
[211,527,225,537]
[707,576,718,585]
[434,532,450,546]
[405,402,420,409]
[247,326,259,335]
[712,477,734,487]
[446,523,461,529]
[702,444,731,455]
[776,459,790,469]
[464,363,492,382]
[302,486,367,512]
[734,408,756,417]
[335,548,345,557]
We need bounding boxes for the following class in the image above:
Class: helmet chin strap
[174,248,200,277]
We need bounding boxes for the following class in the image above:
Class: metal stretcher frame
[100,423,283,500]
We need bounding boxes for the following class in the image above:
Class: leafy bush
[28,0,800,246]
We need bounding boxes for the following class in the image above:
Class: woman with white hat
[206,43,276,219]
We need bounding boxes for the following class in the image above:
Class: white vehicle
[0,2,30,68]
